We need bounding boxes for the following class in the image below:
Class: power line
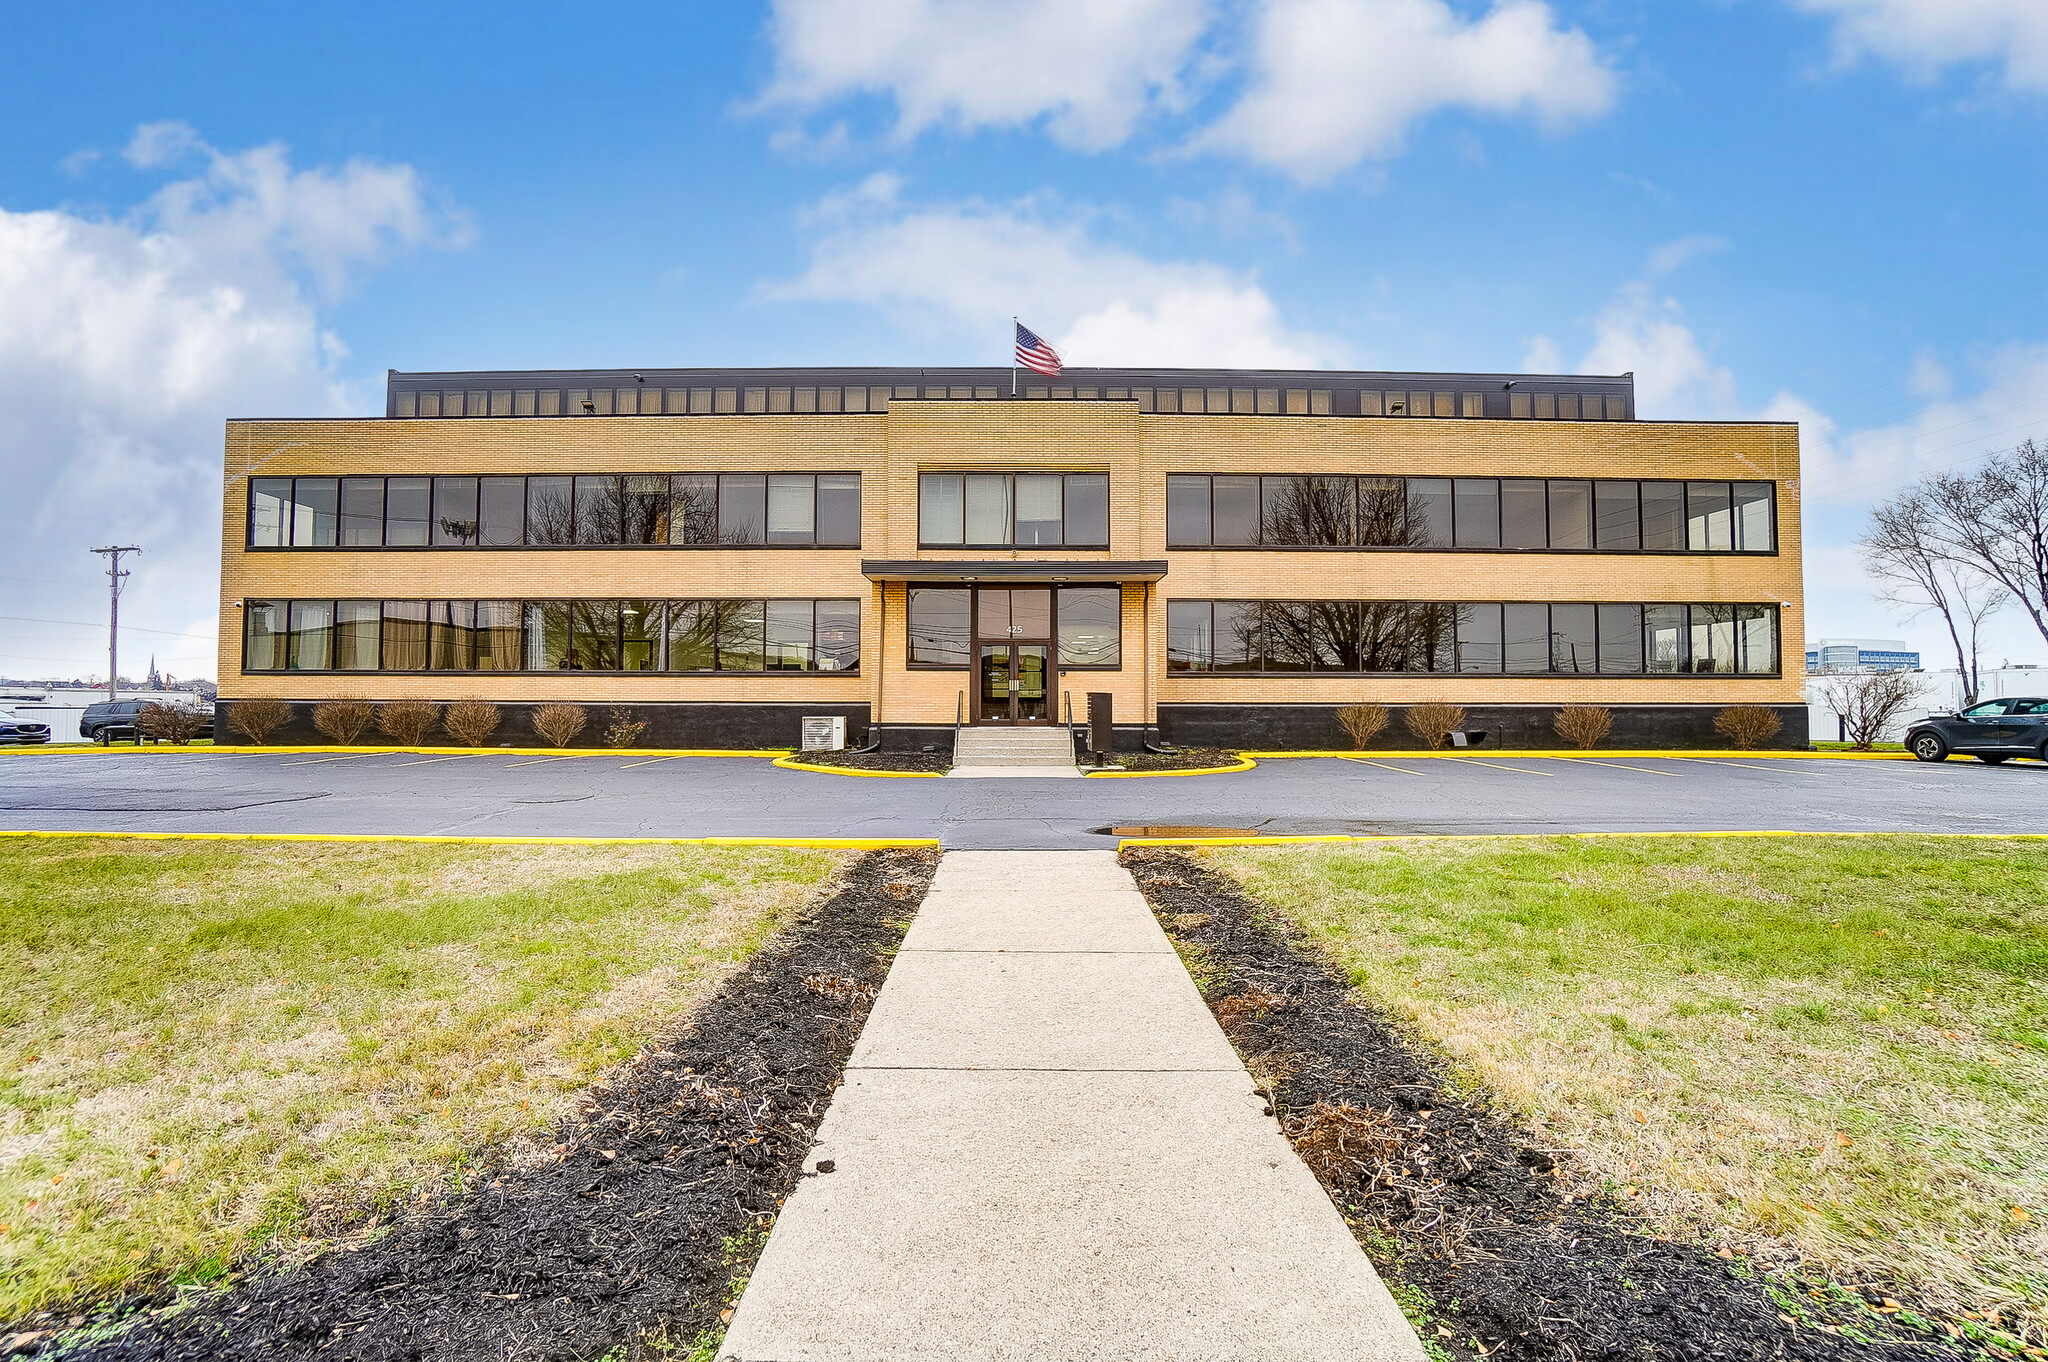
[0,614,212,639]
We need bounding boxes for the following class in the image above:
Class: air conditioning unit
[802,716,846,752]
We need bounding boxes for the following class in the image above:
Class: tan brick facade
[220,398,1802,736]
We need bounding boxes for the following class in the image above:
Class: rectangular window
[1166,600,1211,672]
[719,473,766,544]
[1533,392,1555,419]
[1737,603,1778,673]
[767,474,817,544]
[1594,480,1640,550]
[340,477,384,546]
[1262,476,1353,546]
[665,600,719,672]
[815,599,860,672]
[1510,392,1531,419]
[1502,603,1549,673]
[291,478,338,547]
[1310,390,1331,416]
[525,476,575,545]
[478,476,525,547]
[1309,600,1363,670]
[286,600,333,669]
[1058,586,1120,667]
[1356,478,1410,547]
[1548,480,1592,550]
[622,599,663,671]
[718,600,766,671]
[1499,479,1547,549]
[1550,603,1597,674]
[476,600,522,670]
[964,473,1011,544]
[333,600,380,671]
[384,477,432,547]
[574,475,623,545]
[1733,482,1773,551]
[1456,603,1502,673]
[1691,602,1736,673]
[524,602,572,671]
[429,600,475,670]
[244,601,285,669]
[766,599,813,670]
[817,473,862,546]
[1014,473,1063,546]
[537,389,560,416]
[1064,474,1108,547]
[1461,392,1484,418]
[623,475,669,544]
[908,588,970,667]
[1154,387,1179,413]
[919,473,965,545]
[1408,478,1453,547]
[1557,394,1580,420]
[1687,482,1733,552]
[382,600,429,670]
[671,474,717,544]
[1411,603,1458,672]
[1211,601,1258,671]
[1644,603,1688,673]
[1596,603,1643,673]
[1453,478,1500,548]
[1212,475,1261,546]
[1166,475,1211,547]
[432,476,479,546]
[515,390,535,416]
[571,599,622,670]
[1640,481,1685,551]
[1259,602,1313,671]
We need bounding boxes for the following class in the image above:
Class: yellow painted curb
[1084,756,1258,778]
[771,754,942,779]
[1118,829,2048,849]
[1244,749,1923,761]
[0,830,939,849]
[0,745,793,758]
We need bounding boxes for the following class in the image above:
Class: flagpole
[1011,316,1017,397]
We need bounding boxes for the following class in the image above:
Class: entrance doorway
[974,587,1054,724]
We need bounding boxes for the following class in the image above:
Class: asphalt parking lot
[0,750,2041,848]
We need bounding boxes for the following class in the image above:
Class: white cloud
[1792,0,2048,90]
[0,126,466,681]
[1194,0,1616,181]
[1520,334,1563,373]
[765,176,1333,369]
[1576,282,1737,417]
[1644,234,1728,279]
[755,0,1214,151]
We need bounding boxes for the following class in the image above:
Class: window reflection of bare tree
[1260,476,1355,546]
[528,484,574,545]
[1242,598,1466,670]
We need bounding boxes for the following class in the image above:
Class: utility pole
[90,546,141,700]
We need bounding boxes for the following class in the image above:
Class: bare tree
[1918,439,2048,650]
[1861,486,2007,702]
[1817,670,1923,750]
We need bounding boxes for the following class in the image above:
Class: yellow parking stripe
[1454,759,1555,777]
[1335,756,1426,777]
[1551,757,1682,778]
[502,755,585,767]
[388,755,479,767]
[619,755,692,769]
[1670,757,1823,776]
[0,830,938,849]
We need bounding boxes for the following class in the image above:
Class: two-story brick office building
[218,365,1805,749]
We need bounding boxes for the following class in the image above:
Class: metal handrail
[1064,690,1085,762]
[953,689,965,757]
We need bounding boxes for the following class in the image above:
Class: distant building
[1805,638,1919,673]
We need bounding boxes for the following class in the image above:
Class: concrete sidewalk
[720,850,1426,1362]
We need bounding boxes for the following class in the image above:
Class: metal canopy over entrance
[860,559,1168,584]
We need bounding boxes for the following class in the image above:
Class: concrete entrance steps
[949,725,1081,779]
[718,850,1427,1362]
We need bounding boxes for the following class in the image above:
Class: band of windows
[244,599,860,674]
[905,587,1122,669]
[390,384,1626,421]
[1165,476,1775,553]
[247,473,861,549]
[1165,601,1780,676]
[916,473,1109,548]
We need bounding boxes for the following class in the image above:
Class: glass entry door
[977,644,1051,724]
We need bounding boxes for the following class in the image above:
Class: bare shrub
[1713,705,1783,751]
[1335,702,1389,750]
[532,702,588,748]
[136,702,205,745]
[226,697,293,745]
[600,708,648,748]
[1552,705,1612,750]
[1402,700,1466,750]
[443,698,502,748]
[312,695,375,745]
[1817,672,1922,750]
[377,698,442,747]
[1284,1101,1406,1192]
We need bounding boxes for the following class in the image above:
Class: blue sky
[4,0,2047,681]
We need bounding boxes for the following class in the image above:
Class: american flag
[1013,321,1062,377]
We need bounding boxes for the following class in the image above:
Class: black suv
[1904,698,2048,764]
[79,700,148,744]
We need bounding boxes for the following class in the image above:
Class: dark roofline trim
[861,559,1168,583]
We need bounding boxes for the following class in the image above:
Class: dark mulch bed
[792,749,951,773]
[1122,848,1971,1362]
[1085,746,1243,772]
[38,848,937,1362]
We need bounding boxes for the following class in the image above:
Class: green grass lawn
[0,838,845,1321]
[1205,836,2048,1337]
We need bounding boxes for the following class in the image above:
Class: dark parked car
[1904,698,2048,764]
[0,709,51,745]
[79,699,214,745]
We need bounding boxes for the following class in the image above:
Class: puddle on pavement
[1091,824,1265,838]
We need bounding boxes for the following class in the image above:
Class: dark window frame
[904,584,1125,671]
[914,471,1112,550]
